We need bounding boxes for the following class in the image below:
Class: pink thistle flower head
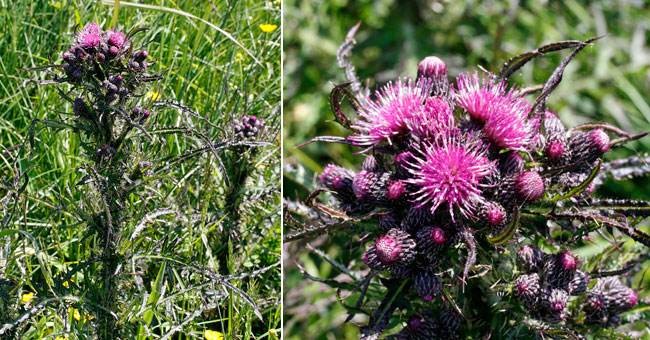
[407,134,495,220]
[456,72,534,150]
[409,96,454,142]
[352,78,452,146]
[75,23,102,44]
[417,56,447,79]
[515,171,545,201]
[456,71,507,123]
[106,30,126,48]
[81,34,101,49]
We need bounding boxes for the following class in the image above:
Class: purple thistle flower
[106,30,126,48]
[81,34,101,49]
[351,78,433,146]
[407,134,495,220]
[409,97,454,142]
[456,71,506,123]
[457,72,534,150]
[75,23,102,44]
[319,164,356,202]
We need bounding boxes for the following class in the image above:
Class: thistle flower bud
[362,154,380,172]
[393,151,414,179]
[417,56,447,79]
[400,314,438,340]
[478,201,506,228]
[385,180,406,201]
[438,309,461,339]
[514,171,545,201]
[605,285,638,313]
[416,226,447,255]
[133,50,149,62]
[545,141,565,160]
[569,128,611,164]
[352,170,392,203]
[513,273,541,306]
[499,152,525,175]
[584,293,608,325]
[567,270,589,295]
[362,228,416,270]
[73,97,89,117]
[96,145,116,161]
[403,205,435,231]
[379,212,401,232]
[544,251,578,288]
[413,271,442,302]
[319,164,356,202]
[540,288,569,322]
[517,245,544,272]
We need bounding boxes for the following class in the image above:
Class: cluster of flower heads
[317,55,630,336]
[514,245,637,326]
[233,115,264,141]
[60,23,158,162]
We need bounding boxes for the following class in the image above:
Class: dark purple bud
[569,128,611,163]
[319,164,356,202]
[499,152,525,175]
[515,171,545,201]
[361,154,380,172]
[513,273,541,306]
[110,75,123,86]
[379,213,401,232]
[517,245,544,272]
[72,69,82,79]
[118,87,130,96]
[73,97,88,117]
[108,46,119,56]
[567,270,589,295]
[439,309,461,337]
[393,151,414,179]
[352,170,376,201]
[416,225,447,255]
[540,288,569,322]
[97,53,105,62]
[413,271,442,301]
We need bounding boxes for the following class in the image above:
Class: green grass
[0,0,280,339]
[283,0,650,339]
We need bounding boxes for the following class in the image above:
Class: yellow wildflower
[21,292,34,303]
[259,24,277,33]
[146,90,161,101]
[204,329,224,340]
[62,277,74,288]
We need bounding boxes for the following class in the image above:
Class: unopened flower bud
[517,245,544,272]
[362,228,416,270]
[413,271,442,301]
[515,171,545,201]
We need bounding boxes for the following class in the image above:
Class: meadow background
[1,0,280,339]
[283,0,650,338]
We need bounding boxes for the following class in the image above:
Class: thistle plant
[286,25,650,339]
[2,19,279,339]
